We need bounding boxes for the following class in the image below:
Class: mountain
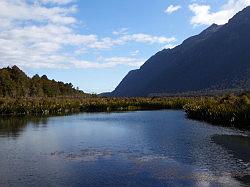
[110,7,250,97]
[0,66,85,97]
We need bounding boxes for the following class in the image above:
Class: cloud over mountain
[189,0,250,25]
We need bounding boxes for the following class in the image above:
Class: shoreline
[0,93,249,130]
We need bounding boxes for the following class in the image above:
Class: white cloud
[0,1,77,25]
[120,34,176,44]
[130,50,140,56]
[39,0,75,5]
[103,57,144,67]
[165,5,181,15]
[0,0,175,69]
[112,28,129,35]
[71,57,145,69]
[189,0,250,26]
[163,44,177,49]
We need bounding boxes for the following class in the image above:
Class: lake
[0,110,249,186]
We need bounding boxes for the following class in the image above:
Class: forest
[0,66,85,97]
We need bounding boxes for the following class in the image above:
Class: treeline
[0,93,249,129]
[0,66,85,97]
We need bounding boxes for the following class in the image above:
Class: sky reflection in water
[0,110,249,186]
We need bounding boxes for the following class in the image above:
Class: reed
[0,93,249,129]
[184,93,250,129]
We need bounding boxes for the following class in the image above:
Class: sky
[0,0,250,93]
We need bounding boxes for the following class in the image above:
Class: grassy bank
[0,96,191,115]
[184,93,250,129]
[0,93,249,129]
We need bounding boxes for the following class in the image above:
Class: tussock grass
[0,93,249,129]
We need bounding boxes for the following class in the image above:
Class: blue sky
[0,0,249,93]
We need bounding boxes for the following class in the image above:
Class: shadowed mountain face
[110,7,250,97]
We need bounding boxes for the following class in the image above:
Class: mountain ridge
[108,6,250,97]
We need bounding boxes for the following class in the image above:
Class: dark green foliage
[0,66,29,97]
[0,66,85,97]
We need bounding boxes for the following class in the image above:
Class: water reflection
[212,135,250,163]
[0,111,249,186]
[0,116,48,137]
[212,134,250,186]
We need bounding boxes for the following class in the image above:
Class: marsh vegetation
[0,93,249,129]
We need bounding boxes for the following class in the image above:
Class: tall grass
[0,93,249,129]
[0,97,191,115]
[184,93,250,129]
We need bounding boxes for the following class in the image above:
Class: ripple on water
[51,148,113,162]
[1,110,249,186]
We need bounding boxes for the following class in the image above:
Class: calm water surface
[0,110,249,186]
